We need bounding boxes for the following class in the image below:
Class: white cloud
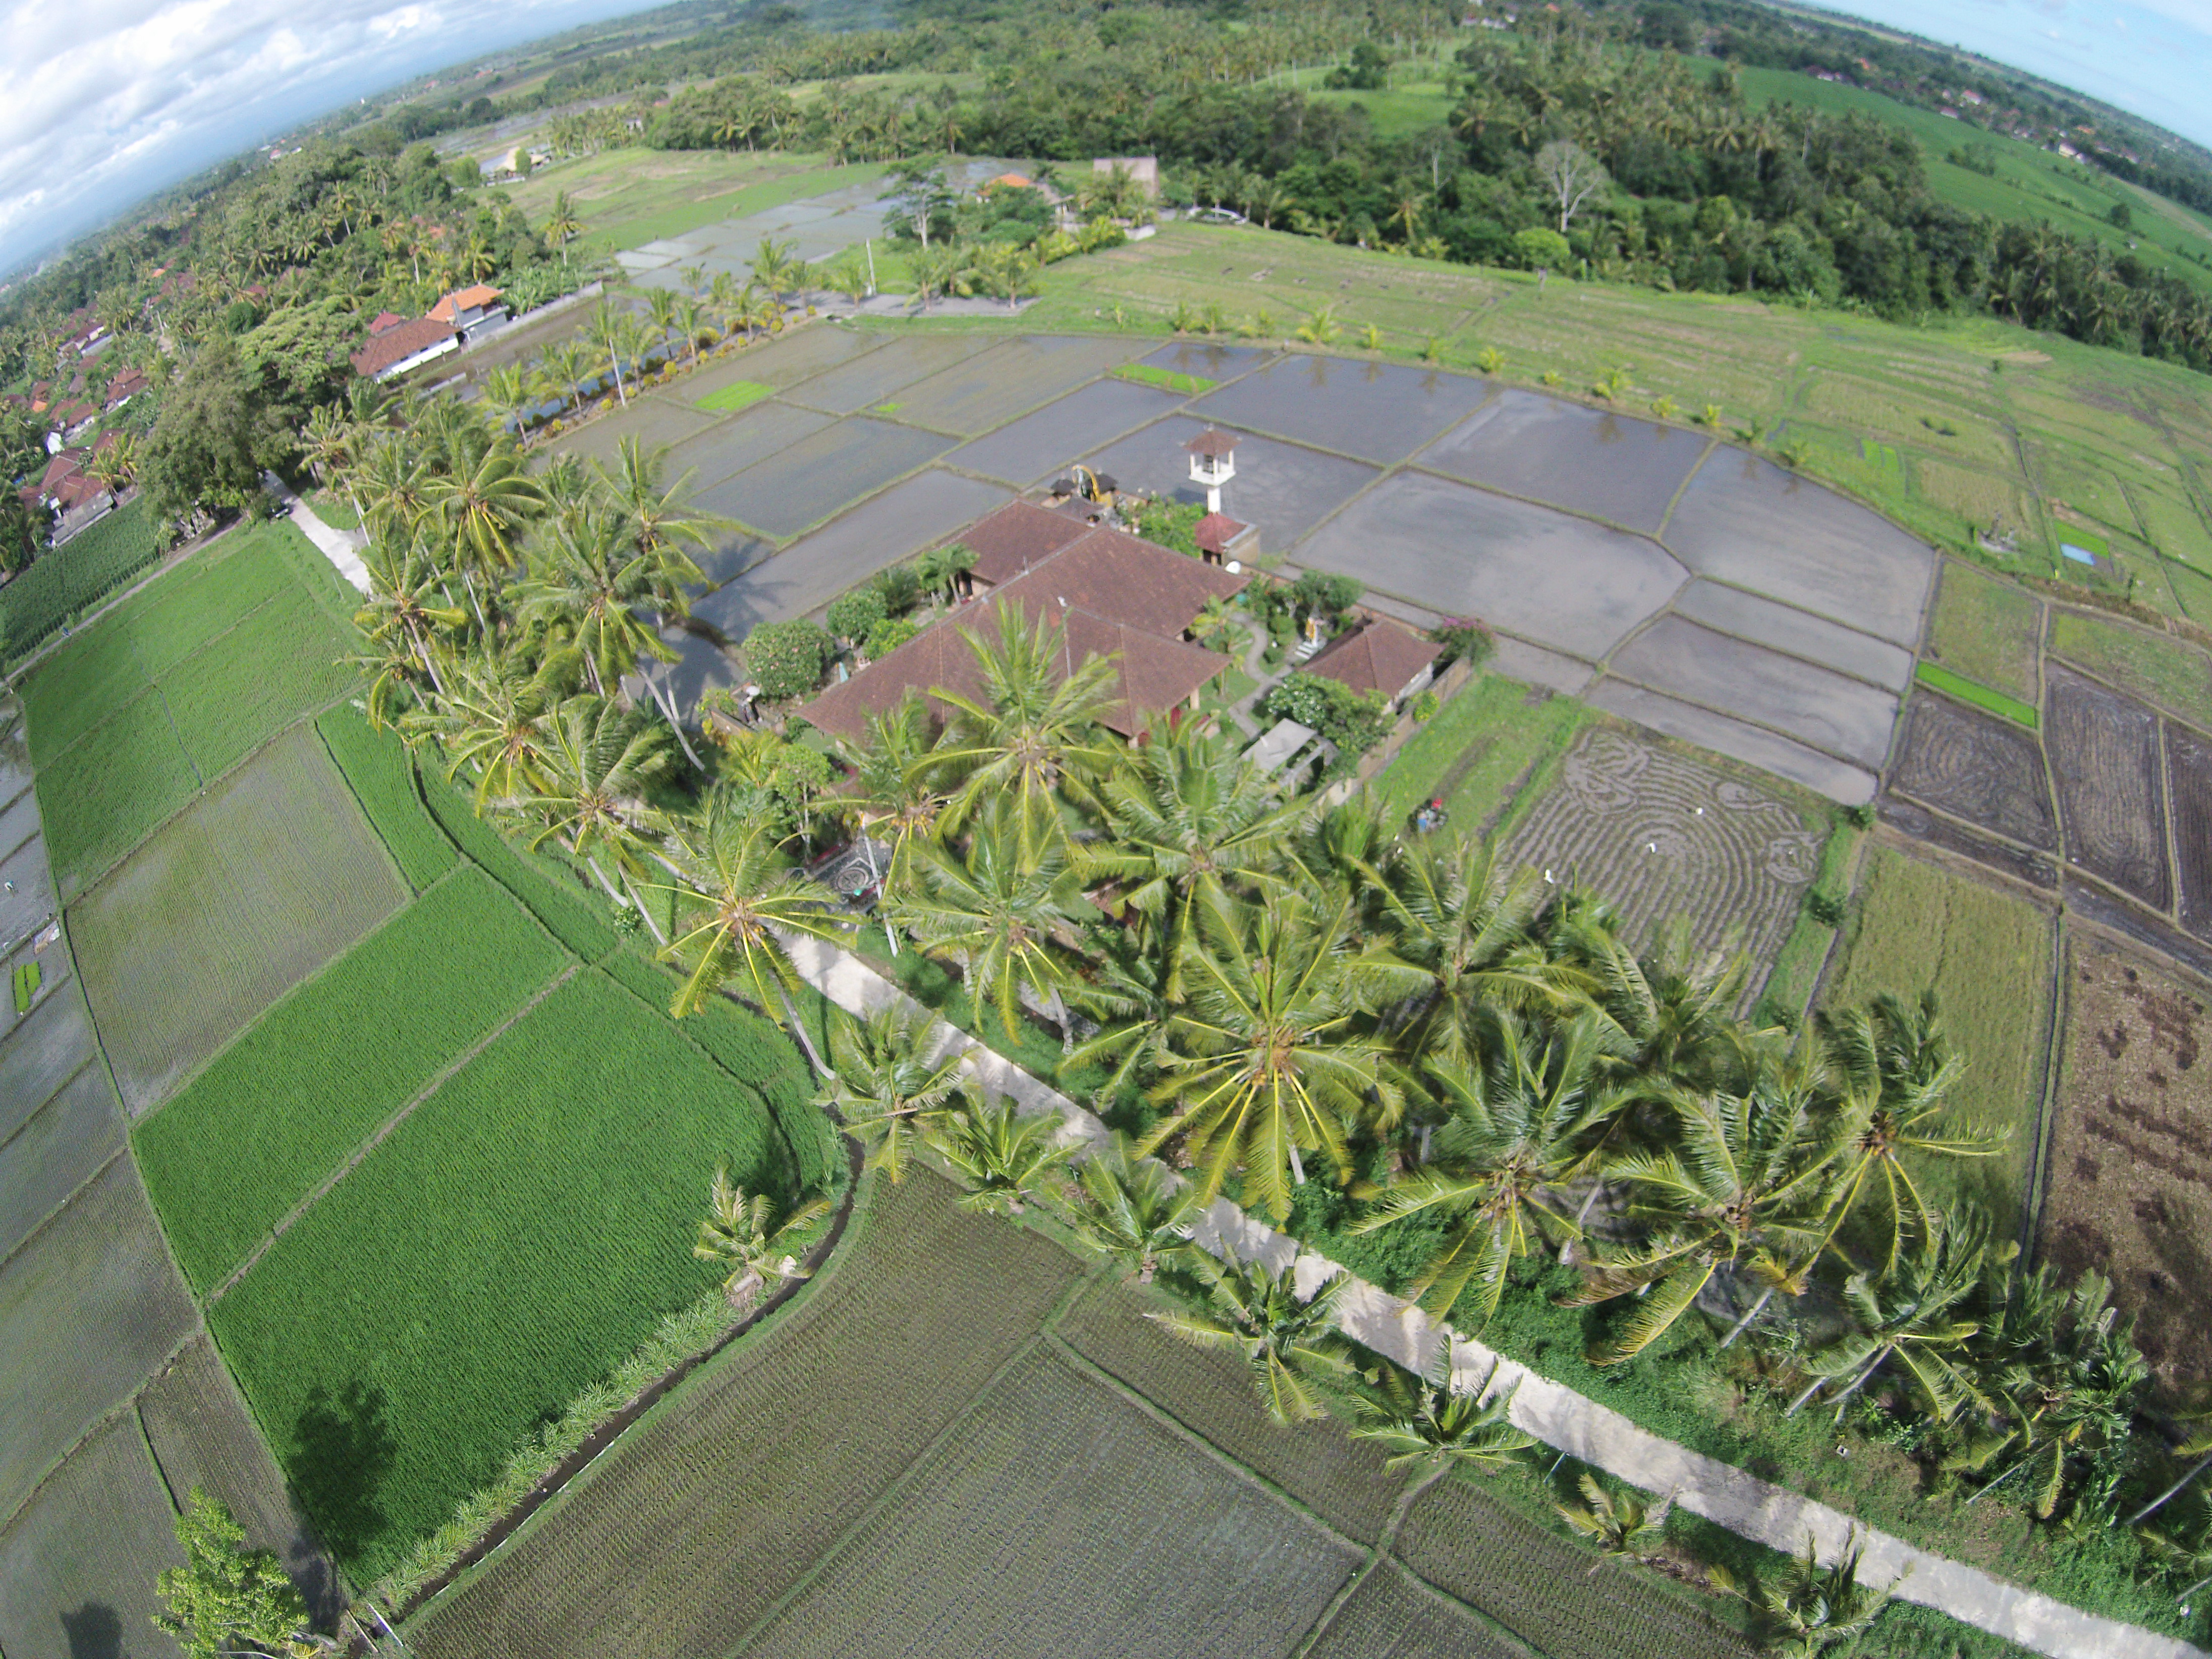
[0,0,645,270]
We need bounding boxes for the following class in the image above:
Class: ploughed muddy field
[2043,936,2212,1394]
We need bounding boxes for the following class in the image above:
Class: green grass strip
[418,766,618,960]
[1915,661,2038,727]
[12,961,38,1015]
[315,706,459,892]
[133,867,573,1293]
[697,379,774,414]
[1113,362,1217,396]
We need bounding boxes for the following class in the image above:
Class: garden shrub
[1258,673,1391,758]
[743,620,830,701]
[864,616,921,659]
[824,587,887,644]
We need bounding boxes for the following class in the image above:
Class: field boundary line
[1285,1465,1465,1659]
[2022,912,2070,1258]
[204,961,579,1307]
[783,932,2211,1659]
[1042,1322,1375,1555]
[722,1332,1082,1659]
[2,515,244,689]
[0,1129,119,1279]
[0,1324,202,1538]
[125,863,476,1133]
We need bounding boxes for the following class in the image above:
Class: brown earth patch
[2040,936,2212,1393]
[1890,692,2057,851]
[2165,724,2212,942]
[2043,666,2172,911]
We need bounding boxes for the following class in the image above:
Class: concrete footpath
[262,473,370,593]
[781,933,2206,1659]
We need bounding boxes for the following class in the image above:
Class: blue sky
[1791,1,2212,149]
[0,0,661,275]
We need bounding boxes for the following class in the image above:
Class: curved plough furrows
[2044,667,2172,912]
[1891,692,2060,851]
[1505,730,1819,971]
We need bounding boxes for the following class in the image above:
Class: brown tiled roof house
[1302,617,1441,706]
[350,317,458,381]
[801,504,1248,744]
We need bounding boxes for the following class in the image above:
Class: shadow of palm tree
[59,1602,120,1659]
[289,1378,397,1569]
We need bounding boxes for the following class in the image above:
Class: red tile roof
[1195,512,1246,556]
[1302,618,1440,700]
[800,521,1247,744]
[429,284,503,323]
[1187,428,1238,457]
[963,500,1097,587]
[39,452,82,491]
[367,311,407,335]
[350,317,455,378]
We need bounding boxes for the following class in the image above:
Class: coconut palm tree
[299,403,354,489]
[2142,1492,2212,1609]
[514,503,684,695]
[1141,886,1424,1221]
[650,782,853,1031]
[594,437,723,578]
[1376,834,1565,1064]
[1556,1472,1670,1564]
[1155,1248,1352,1425]
[921,1094,1071,1216]
[1570,1050,1850,1365]
[1056,1132,1202,1283]
[840,697,951,895]
[478,365,535,436]
[748,236,806,301]
[1712,1529,1896,1658]
[913,539,975,604]
[423,434,542,616]
[354,536,466,724]
[585,299,641,408]
[1062,923,1178,1099]
[1816,992,2007,1275]
[538,340,595,414]
[543,192,584,264]
[694,1166,833,1311]
[818,1004,965,1182]
[1082,721,1302,992]
[1786,1207,1994,1423]
[931,602,1118,867]
[890,800,1086,1046]
[402,643,573,811]
[505,693,672,923]
[1352,1357,1536,1474]
[1949,1265,2148,1519]
[1354,1009,1632,1324]
[355,434,434,546]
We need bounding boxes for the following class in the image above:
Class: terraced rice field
[1890,692,2059,853]
[2043,668,2171,911]
[1924,562,2044,706]
[1503,729,1821,971]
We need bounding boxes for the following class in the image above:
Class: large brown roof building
[800,503,1248,744]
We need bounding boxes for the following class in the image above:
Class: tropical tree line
[728,606,2207,1626]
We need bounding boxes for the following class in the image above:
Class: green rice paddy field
[3,521,824,1624]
